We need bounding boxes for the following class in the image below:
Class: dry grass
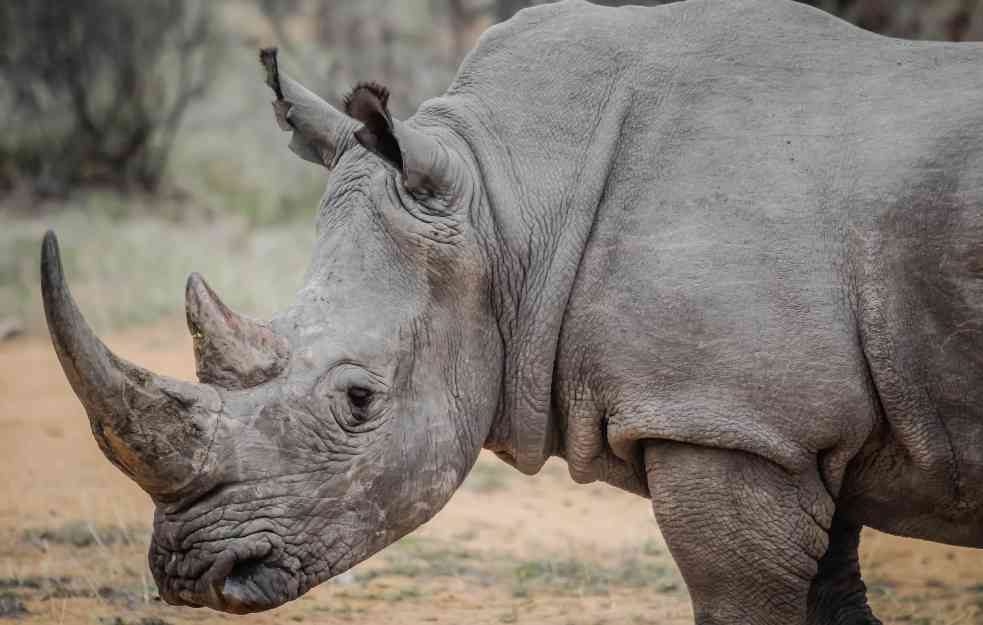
[0,211,315,335]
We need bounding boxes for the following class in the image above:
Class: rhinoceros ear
[260,48,356,169]
[345,83,457,196]
[343,83,403,172]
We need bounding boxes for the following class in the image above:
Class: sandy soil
[1,320,981,625]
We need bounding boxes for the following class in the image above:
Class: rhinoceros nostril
[227,556,266,585]
[215,554,277,614]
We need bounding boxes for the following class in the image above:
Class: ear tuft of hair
[343,82,391,119]
[344,82,394,139]
[344,82,403,171]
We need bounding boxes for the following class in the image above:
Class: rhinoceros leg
[806,518,883,625]
[644,441,834,625]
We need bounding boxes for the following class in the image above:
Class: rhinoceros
[40,0,983,622]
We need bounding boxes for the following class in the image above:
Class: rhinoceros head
[41,49,503,613]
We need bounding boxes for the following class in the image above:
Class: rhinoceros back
[434,0,983,528]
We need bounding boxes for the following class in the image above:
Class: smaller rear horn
[185,273,289,389]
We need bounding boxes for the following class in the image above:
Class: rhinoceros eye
[347,386,374,421]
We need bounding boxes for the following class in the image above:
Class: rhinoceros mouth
[155,535,307,614]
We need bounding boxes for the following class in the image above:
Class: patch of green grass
[350,535,681,602]
[0,592,27,618]
[355,535,484,582]
[463,459,512,494]
[510,555,677,598]
[22,520,148,548]
[390,586,423,601]
[640,539,663,557]
[96,618,173,625]
[335,582,424,602]
[312,602,367,616]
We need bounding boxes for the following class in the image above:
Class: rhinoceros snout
[152,534,302,614]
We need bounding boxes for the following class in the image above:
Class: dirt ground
[1,320,982,625]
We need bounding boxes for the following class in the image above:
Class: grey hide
[41,1,983,623]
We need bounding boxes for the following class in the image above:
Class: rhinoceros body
[41,1,983,623]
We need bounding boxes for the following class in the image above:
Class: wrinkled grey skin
[40,0,983,623]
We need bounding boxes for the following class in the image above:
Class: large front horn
[41,232,221,501]
[185,273,288,389]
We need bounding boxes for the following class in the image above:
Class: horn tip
[185,272,206,328]
[185,272,231,331]
[185,272,219,306]
[186,272,204,296]
[40,229,64,294]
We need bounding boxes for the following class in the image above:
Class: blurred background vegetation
[1,0,981,337]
